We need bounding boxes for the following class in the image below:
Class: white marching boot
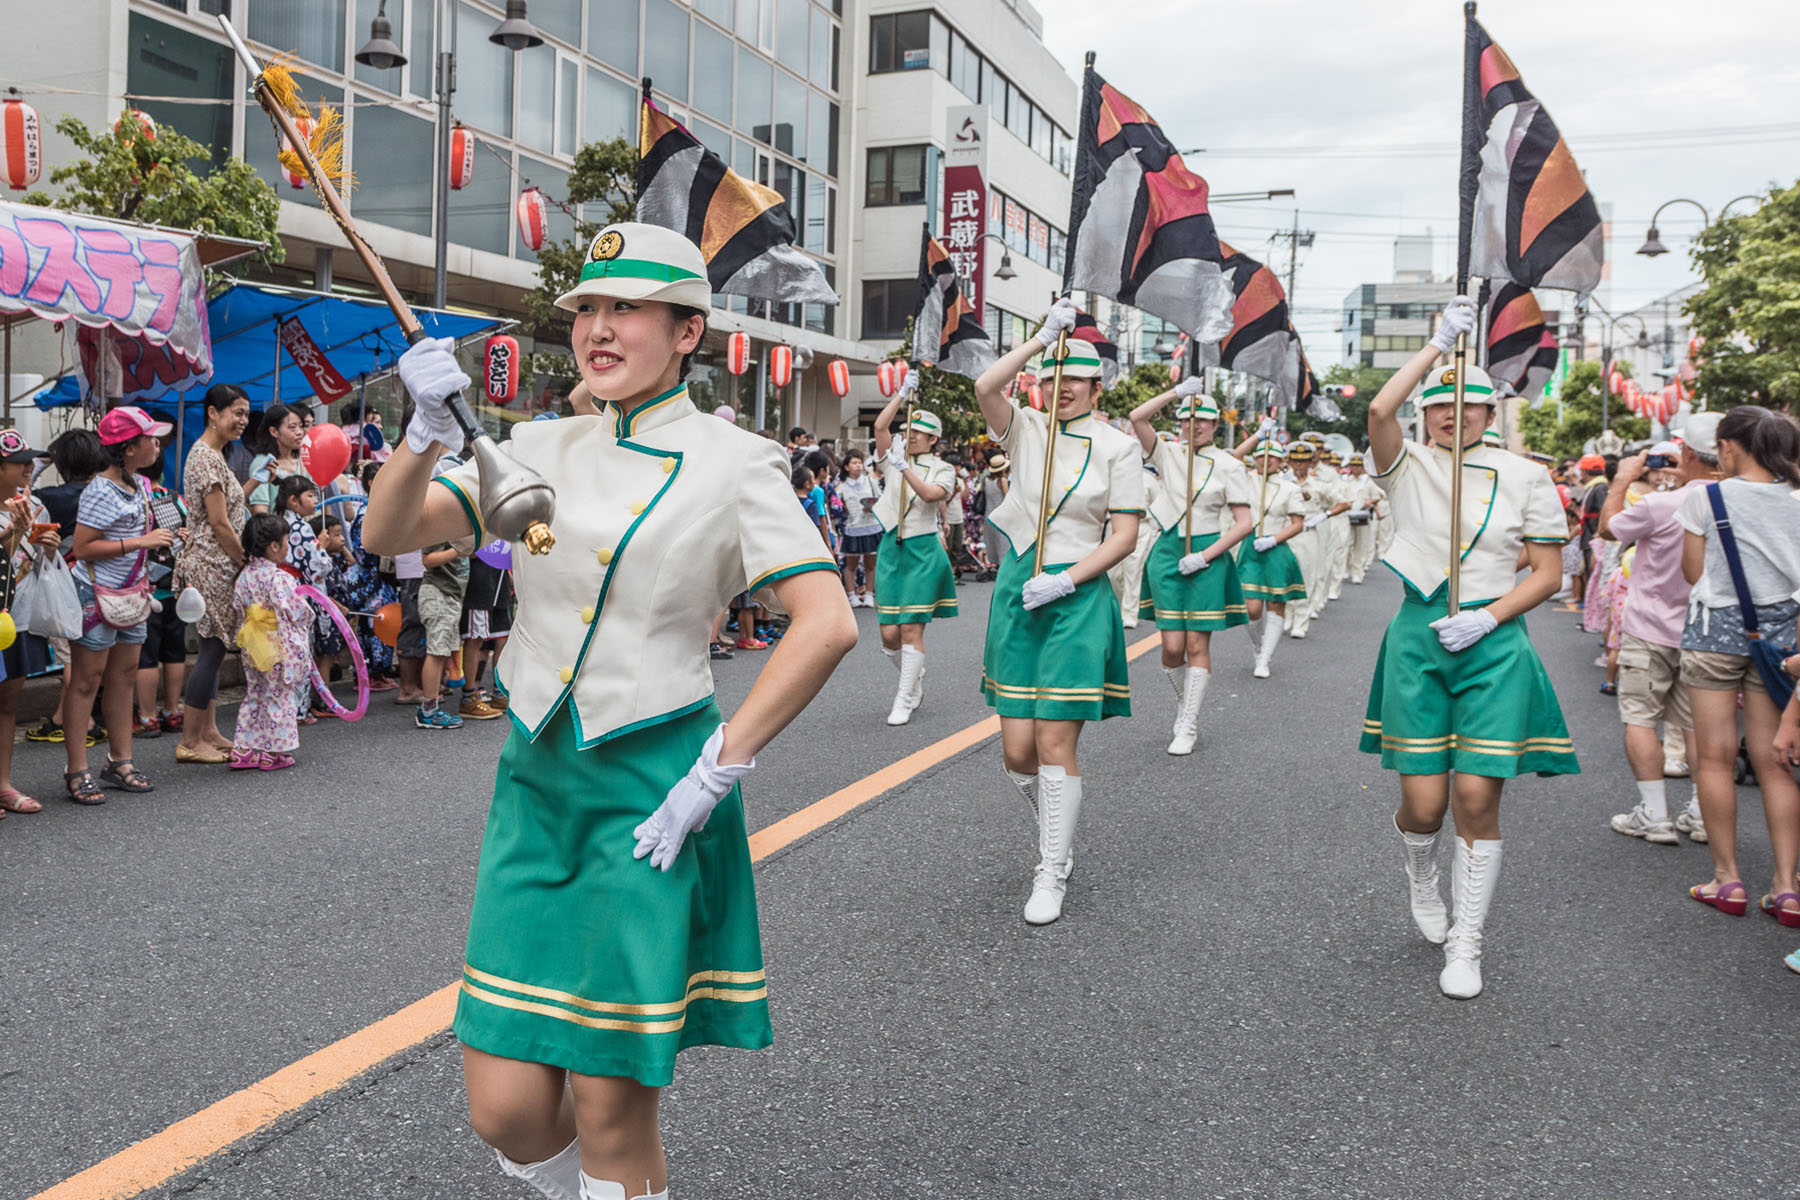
[579,1174,667,1200]
[909,647,927,706]
[881,645,898,670]
[886,646,924,725]
[497,1138,583,1200]
[1395,818,1448,944]
[1164,665,1186,700]
[1167,666,1209,755]
[1439,838,1503,999]
[1023,766,1081,925]
[1253,613,1282,679]
[1005,767,1039,824]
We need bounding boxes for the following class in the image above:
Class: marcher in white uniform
[973,299,1146,926]
[363,223,857,1200]
[1342,456,1384,584]
[1317,452,1353,601]
[1127,379,1254,754]
[1237,445,1308,678]
[1284,446,1344,638]
[870,387,957,726]
[1109,453,1162,628]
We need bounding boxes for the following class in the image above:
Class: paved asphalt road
[4,573,1799,1199]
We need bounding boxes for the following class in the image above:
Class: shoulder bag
[90,481,155,630]
[1706,482,1797,708]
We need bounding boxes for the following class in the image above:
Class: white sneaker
[1610,803,1679,845]
[1675,805,1709,843]
[1663,759,1690,778]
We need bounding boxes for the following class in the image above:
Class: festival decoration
[484,334,520,405]
[475,538,513,570]
[516,186,548,251]
[372,601,403,648]
[296,584,368,721]
[449,124,474,190]
[726,330,751,375]
[913,224,995,377]
[300,422,351,486]
[878,359,909,397]
[1,91,41,191]
[827,358,850,397]
[281,114,315,188]
[770,344,794,388]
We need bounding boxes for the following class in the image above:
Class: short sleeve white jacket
[1143,441,1252,536]
[435,386,838,748]
[872,453,954,539]
[1287,471,1336,518]
[985,406,1146,564]
[1250,474,1304,538]
[1368,440,1567,604]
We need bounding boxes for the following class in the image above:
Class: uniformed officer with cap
[1237,443,1308,678]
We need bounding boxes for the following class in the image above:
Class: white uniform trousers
[1287,527,1325,636]
[1110,515,1158,628]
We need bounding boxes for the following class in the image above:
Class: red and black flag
[1064,59,1234,343]
[1211,242,1298,394]
[637,96,837,305]
[1070,308,1121,385]
[914,225,995,379]
[1459,15,1603,296]
[1485,281,1558,405]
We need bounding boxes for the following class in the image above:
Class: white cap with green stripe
[1174,401,1221,421]
[1036,339,1105,381]
[1418,363,1499,408]
[555,221,714,311]
[907,409,943,438]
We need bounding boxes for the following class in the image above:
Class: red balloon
[301,423,352,486]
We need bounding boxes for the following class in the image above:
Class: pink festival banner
[0,198,212,404]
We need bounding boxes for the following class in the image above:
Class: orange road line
[32,631,1160,1200]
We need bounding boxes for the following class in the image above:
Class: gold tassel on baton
[1032,332,1070,577]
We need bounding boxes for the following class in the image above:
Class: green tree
[1517,359,1648,460]
[520,138,640,338]
[25,112,283,271]
[1303,363,1396,446]
[1686,179,1800,412]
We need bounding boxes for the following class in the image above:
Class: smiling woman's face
[570,298,703,404]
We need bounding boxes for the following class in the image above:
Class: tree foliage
[1306,363,1396,446]
[24,113,283,272]
[520,138,640,339]
[1686,179,1800,413]
[1517,360,1648,460]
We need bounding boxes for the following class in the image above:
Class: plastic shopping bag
[13,548,85,640]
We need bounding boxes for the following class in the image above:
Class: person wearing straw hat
[974,299,1146,926]
[1363,297,1577,1001]
[869,383,957,726]
[363,221,857,1200]
[1127,378,1254,754]
[1237,443,1308,679]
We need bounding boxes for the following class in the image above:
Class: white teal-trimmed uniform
[1136,440,1251,630]
[871,452,958,625]
[1236,473,1308,602]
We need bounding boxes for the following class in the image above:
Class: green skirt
[453,702,771,1087]
[1137,528,1249,630]
[1235,538,1307,602]
[1359,591,1580,779]
[982,550,1131,721]
[875,529,958,625]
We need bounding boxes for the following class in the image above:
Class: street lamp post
[356,0,542,308]
[1585,297,1649,435]
[1636,197,1711,259]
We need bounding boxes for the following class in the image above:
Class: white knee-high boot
[1167,666,1209,755]
[1005,767,1039,823]
[497,1138,583,1200]
[1254,612,1283,678]
[1395,817,1448,944]
[1164,664,1185,700]
[579,1173,667,1200]
[887,646,924,725]
[1024,766,1081,925]
[1440,838,1503,999]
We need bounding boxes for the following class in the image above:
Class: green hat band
[1420,382,1496,401]
[577,258,706,286]
[1175,403,1220,421]
[1039,344,1103,372]
[908,411,942,436]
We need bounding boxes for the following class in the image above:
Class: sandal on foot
[63,770,105,806]
[229,749,265,770]
[1690,879,1748,916]
[99,758,155,793]
[260,752,297,771]
[1761,892,1800,928]
[175,743,230,764]
[0,787,43,814]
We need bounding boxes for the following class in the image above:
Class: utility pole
[1279,208,1315,320]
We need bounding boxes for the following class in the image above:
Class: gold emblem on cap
[1440,367,1458,385]
[591,230,625,261]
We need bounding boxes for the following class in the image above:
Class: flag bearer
[1237,444,1308,678]
[1127,377,1254,754]
[973,298,1146,926]
[364,222,857,1200]
[1362,297,1577,1001]
[1283,444,1335,638]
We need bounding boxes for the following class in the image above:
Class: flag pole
[1033,324,1069,577]
[1449,0,1483,616]
[899,366,916,531]
[1183,343,1196,557]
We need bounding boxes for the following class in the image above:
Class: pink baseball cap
[98,405,173,446]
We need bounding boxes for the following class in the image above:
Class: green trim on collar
[1045,423,1094,527]
[578,258,705,286]
[618,385,689,437]
[432,476,485,542]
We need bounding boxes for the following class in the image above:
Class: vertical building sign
[944,105,989,323]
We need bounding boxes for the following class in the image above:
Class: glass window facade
[587,0,638,74]
[351,101,433,236]
[773,69,807,156]
[250,0,346,74]
[643,0,690,100]
[533,0,583,45]
[866,145,927,207]
[862,280,915,342]
[586,66,636,142]
[457,2,514,136]
[517,42,557,151]
[244,69,342,212]
[126,12,233,166]
[776,0,809,75]
[736,47,772,138]
[693,20,735,122]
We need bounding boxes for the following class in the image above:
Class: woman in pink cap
[62,406,173,805]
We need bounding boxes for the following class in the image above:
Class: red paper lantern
[827,359,850,397]
[1607,367,1624,396]
[280,114,314,189]
[1028,383,1044,411]
[484,334,520,405]
[1339,384,1357,399]
[114,109,157,141]
[770,344,794,388]
[449,124,474,191]
[877,360,910,397]
[516,187,548,251]
[726,331,751,376]
[0,93,41,191]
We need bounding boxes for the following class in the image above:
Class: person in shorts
[415,538,470,729]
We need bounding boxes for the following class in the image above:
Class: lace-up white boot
[1395,818,1447,944]
[1440,838,1503,999]
[1167,666,1209,755]
[886,646,924,725]
[1164,665,1185,700]
[1005,767,1039,823]
[1024,766,1081,925]
[578,1174,667,1200]
[496,1138,582,1200]
[1253,613,1283,679]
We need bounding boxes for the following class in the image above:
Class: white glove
[1428,295,1478,353]
[1303,514,1326,530]
[885,440,908,472]
[1174,376,1207,399]
[1253,536,1277,553]
[398,337,470,455]
[1429,608,1499,653]
[632,725,755,871]
[1035,297,1079,350]
[1178,552,1209,575]
[1021,571,1076,611]
[1257,416,1279,439]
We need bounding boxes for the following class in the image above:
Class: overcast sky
[1032,0,1800,367]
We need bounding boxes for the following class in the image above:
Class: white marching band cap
[556,221,714,312]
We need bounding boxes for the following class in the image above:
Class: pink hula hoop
[295,584,369,722]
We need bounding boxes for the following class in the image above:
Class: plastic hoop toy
[295,584,369,721]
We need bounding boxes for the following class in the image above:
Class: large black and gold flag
[914,225,995,379]
[1460,15,1603,296]
[1064,61,1234,343]
[636,98,836,305]
[1485,281,1558,405]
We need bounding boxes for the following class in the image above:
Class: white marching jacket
[1249,474,1304,538]
[435,387,837,747]
[1368,440,1566,604]
[984,406,1146,565]
[1143,441,1252,536]
[872,453,954,539]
